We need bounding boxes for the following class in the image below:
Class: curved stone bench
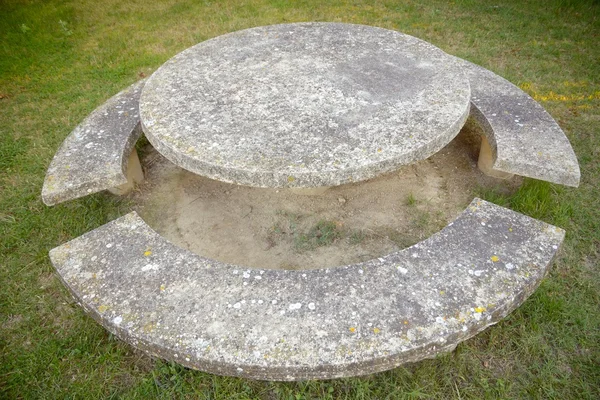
[42,80,146,206]
[460,60,580,187]
[49,198,564,381]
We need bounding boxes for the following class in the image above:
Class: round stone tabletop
[140,23,471,188]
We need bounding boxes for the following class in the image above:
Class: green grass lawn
[1,0,599,398]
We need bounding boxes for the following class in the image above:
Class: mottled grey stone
[50,199,564,380]
[460,59,580,187]
[140,23,470,188]
[42,80,146,206]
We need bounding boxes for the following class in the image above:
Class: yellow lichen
[144,250,152,256]
[349,327,356,333]
[520,82,532,91]
[160,284,166,292]
[491,255,500,262]
[287,176,295,182]
[532,90,600,102]
[474,306,486,313]
[373,327,381,334]
[98,305,108,313]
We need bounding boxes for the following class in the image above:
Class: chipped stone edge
[49,199,565,381]
[41,81,146,206]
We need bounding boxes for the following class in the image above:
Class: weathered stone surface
[140,23,470,188]
[50,199,564,380]
[460,59,580,187]
[42,80,146,206]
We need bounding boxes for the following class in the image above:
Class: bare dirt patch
[132,122,521,270]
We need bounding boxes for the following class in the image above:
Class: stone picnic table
[139,23,471,188]
[42,22,580,381]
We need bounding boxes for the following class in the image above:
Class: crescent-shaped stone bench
[461,60,580,187]
[41,80,146,206]
[49,198,564,381]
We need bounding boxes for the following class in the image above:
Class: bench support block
[108,150,144,195]
[478,136,514,180]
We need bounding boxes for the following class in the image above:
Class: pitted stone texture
[140,23,470,188]
[50,199,564,380]
[461,60,580,187]
[42,80,146,206]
